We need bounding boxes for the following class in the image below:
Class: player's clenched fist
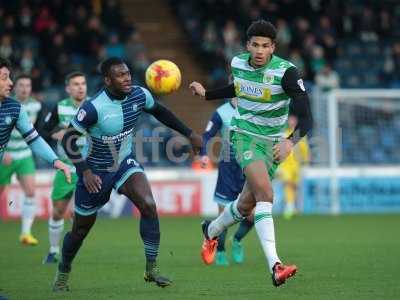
[189,81,206,97]
[189,132,203,155]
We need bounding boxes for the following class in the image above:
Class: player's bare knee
[143,202,157,218]
[138,195,157,218]
[237,201,253,216]
[25,191,35,198]
[52,210,64,221]
[254,187,273,203]
[52,203,67,220]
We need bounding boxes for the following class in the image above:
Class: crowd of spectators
[0,0,189,168]
[171,0,400,89]
[0,0,150,97]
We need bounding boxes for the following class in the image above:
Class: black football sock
[140,217,160,264]
[58,232,84,273]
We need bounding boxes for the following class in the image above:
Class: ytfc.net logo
[57,124,343,168]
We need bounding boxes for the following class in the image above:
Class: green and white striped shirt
[58,97,79,128]
[231,53,294,140]
[6,98,41,160]
[56,97,85,165]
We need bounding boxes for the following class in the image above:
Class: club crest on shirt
[279,61,290,68]
[127,158,139,166]
[132,104,138,112]
[77,109,86,121]
[236,70,245,77]
[263,74,274,84]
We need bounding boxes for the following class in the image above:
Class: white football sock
[48,218,64,254]
[208,199,243,239]
[21,196,36,235]
[254,201,281,273]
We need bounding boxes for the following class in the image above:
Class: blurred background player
[42,72,88,264]
[200,97,253,266]
[0,74,44,245]
[278,114,310,220]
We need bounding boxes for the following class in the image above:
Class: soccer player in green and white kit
[190,20,313,287]
[0,75,43,245]
[42,72,88,263]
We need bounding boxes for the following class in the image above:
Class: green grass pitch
[1,215,399,299]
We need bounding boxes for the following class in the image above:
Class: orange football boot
[272,263,297,286]
[200,220,218,265]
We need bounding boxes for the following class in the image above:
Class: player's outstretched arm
[30,138,71,183]
[144,101,202,154]
[53,160,72,183]
[15,106,71,182]
[189,82,236,100]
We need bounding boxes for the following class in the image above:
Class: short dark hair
[15,74,32,83]
[99,57,126,77]
[246,20,277,41]
[65,71,86,85]
[0,57,11,71]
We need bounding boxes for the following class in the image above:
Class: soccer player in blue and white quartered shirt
[52,57,202,292]
[0,57,71,207]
